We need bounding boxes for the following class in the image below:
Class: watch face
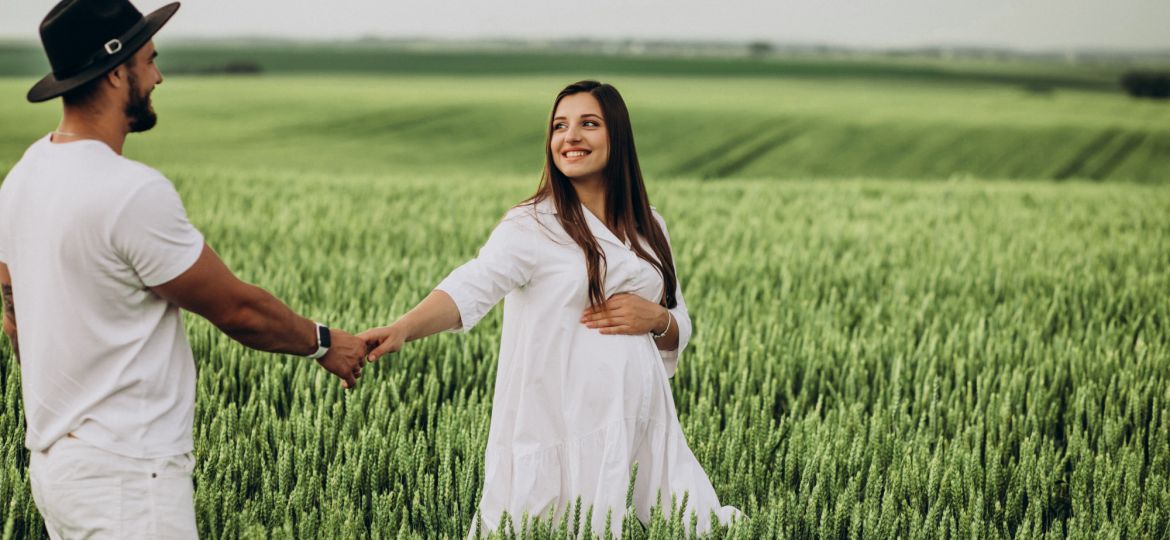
[318,325,331,348]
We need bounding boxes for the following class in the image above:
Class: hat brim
[26,2,180,103]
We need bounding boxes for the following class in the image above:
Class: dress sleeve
[654,211,691,378]
[111,176,205,287]
[435,216,538,332]
[0,186,9,264]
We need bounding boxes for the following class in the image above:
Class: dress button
[151,473,157,478]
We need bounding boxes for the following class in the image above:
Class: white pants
[28,436,199,539]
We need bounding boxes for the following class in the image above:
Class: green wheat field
[1,47,1169,538]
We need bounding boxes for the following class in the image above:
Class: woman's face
[550,92,609,181]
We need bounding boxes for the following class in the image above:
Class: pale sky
[3,0,1169,51]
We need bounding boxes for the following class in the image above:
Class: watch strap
[307,322,330,360]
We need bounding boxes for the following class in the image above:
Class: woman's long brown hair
[523,80,678,310]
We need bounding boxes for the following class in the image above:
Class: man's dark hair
[61,54,138,107]
[61,76,103,107]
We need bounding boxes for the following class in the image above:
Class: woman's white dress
[436,198,739,535]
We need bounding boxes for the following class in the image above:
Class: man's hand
[357,324,408,363]
[316,329,369,389]
[581,293,670,336]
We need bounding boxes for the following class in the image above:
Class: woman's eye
[584,121,599,127]
[553,123,567,130]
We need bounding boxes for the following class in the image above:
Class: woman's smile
[561,147,592,161]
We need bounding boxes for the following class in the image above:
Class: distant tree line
[167,60,263,76]
[1120,71,1170,99]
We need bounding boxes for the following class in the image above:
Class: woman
[359,81,739,534]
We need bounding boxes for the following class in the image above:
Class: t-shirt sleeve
[435,217,538,332]
[111,176,205,287]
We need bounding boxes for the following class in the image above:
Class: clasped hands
[316,324,409,388]
[313,328,372,390]
[323,293,668,388]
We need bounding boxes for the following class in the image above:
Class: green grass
[0,73,1167,182]
[0,70,1169,538]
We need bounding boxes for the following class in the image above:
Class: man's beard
[125,72,157,133]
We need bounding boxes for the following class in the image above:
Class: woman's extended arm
[360,214,537,362]
[359,290,462,361]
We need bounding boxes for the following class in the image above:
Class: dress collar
[532,197,630,250]
[533,197,557,215]
[580,204,630,250]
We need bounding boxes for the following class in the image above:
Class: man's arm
[151,244,368,388]
[0,263,18,364]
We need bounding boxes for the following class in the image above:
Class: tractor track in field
[1087,132,1147,180]
[664,119,777,178]
[706,120,805,179]
[1053,129,1120,180]
[286,106,471,137]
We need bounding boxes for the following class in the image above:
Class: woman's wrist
[651,307,672,338]
[391,318,416,342]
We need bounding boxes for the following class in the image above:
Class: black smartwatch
[307,322,331,360]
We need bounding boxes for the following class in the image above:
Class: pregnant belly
[558,329,663,436]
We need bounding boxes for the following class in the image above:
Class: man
[0,0,369,537]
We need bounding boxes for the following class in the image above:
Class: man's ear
[105,63,129,90]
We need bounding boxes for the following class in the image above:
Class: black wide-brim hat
[27,0,180,103]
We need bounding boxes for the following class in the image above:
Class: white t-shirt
[0,135,204,459]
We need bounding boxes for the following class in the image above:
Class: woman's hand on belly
[580,293,670,336]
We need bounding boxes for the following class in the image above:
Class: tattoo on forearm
[2,284,17,362]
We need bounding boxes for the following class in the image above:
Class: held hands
[581,293,670,336]
[321,293,665,387]
[316,329,370,389]
[357,323,409,363]
[316,324,408,389]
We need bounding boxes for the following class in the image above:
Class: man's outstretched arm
[151,243,368,388]
[0,263,18,364]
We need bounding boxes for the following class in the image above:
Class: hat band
[63,17,148,79]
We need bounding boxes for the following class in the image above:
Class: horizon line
[0,35,1168,57]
